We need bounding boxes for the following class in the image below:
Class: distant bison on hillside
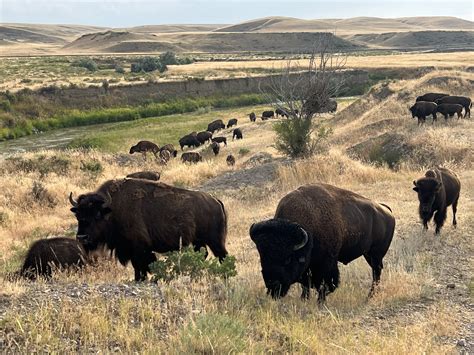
[409,101,437,125]
[261,111,274,120]
[181,152,202,163]
[435,96,471,118]
[227,118,238,128]
[129,141,160,159]
[212,136,227,146]
[436,103,463,120]
[196,131,213,144]
[207,119,226,133]
[416,93,449,103]
[160,144,178,157]
[233,128,243,140]
[249,112,257,122]
[179,134,201,150]
[19,237,88,280]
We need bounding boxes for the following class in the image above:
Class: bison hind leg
[452,197,459,227]
[364,254,383,297]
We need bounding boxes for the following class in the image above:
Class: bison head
[413,178,442,218]
[409,105,416,118]
[69,192,112,251]
[250,219,312,299]
[129,145,137,154]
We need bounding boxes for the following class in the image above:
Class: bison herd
[410,92,471,125]
[16,163,462,305]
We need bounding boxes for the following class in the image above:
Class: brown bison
[249,112,257,122]
[212,136,227,146]
[160,144,178,158]
[70,179,228,281]
[226,154,235,166]
[181,152,202,164]
[159,149,172,164]
[232,128,243,140]
[435,96,472,118]
[126,171,161,181]
[413,167,461,234]
[227,118,238,128]
[250,184,395,303]
[261,111,274,120]
[207,119,226,133]
[179,134,201,150]
[19,237,88,280]
[436,103,463,120]
[409,101,437,125]
[211,142,220,156]
[416,93,449,103]
[129,141,160,159]
[196,131,213,144]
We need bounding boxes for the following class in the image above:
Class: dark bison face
[69,192,112,251]
[409,105,416,118]
[250,219,312,299]
[413,179,442,218]
[129,146,137,154]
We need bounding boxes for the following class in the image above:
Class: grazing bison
[126,171,161,181]
[261,111,275,120]
[227,118,238,128]
[275,108,288,118]
[249,112,257,122]
[416,93,449,103]
[69,179,228,281]
[181,152,202,164]
[160,144,178,158]
[250,184,395,303]
[409,101,438,125]
[129,141,160,159]
[435,96,472,118]
[207,119,226,133]
[233,128,243,140]
[196,131,213,144]
[413,167,461,234]
[212,136,227,146]
[211,142,220,156]
[226,154,235,166]
[179,134,201,150]
[436,103,463,120]
[20,237,88,280]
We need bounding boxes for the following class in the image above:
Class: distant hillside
[64,31,362,53]
[128,24,227,33]
[214,16,474,34]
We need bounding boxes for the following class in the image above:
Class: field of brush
[0,69,473,352]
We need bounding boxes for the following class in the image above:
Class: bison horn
[293,228,308,251]
[69,192,78,206]
[102,191,112,209]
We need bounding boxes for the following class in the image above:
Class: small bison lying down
[179,134,201,150]
[207,119,226,133]
[212,136,227,146]
[70,179,228,281]
[19,237,88,280]
[416,93,449,103]
[436,96,472,118]
[409,101,437,125]
[181,152,202,163]
[250,183,395,302]
[436,103,463,120]
[129,141,160,158]
[126,171,161,181]
[249,112,257,122]
[196,131,213,144]
[413,167,461,234]
[227,118,238,128]
[233,128,243,140]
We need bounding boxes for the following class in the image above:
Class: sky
[1,0,473,27]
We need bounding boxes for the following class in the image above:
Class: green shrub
[0,100,12,112]
[131,57,166,73]
[31,181,57,208]
[115,65,125,74]
[238,148,250,155]
[80,159,103,177]
[72,58,98,72]
[149,246,237,283]
[159,51,178,65]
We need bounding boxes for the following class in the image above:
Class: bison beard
[70,179,228,281]
[250,183,395,303]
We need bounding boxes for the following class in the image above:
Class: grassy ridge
[0,94,268,141]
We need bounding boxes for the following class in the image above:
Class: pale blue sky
[1,0,473,27]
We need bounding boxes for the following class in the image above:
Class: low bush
[149,246,237,283]
[72,58,98,72]
[80,159,104,177]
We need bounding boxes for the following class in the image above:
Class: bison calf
[129,141,160,159]
[413,167,461,234]
[249,112,257,122]
[233,128,243,140]
[226,154,235,166]
[19,237,88,280]
[437,103,463,120]
[250,183,395,303]
[181,152,202,164]
[436,96,472,118]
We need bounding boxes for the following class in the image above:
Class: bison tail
[380,203,393,213]
[217,198,228,243]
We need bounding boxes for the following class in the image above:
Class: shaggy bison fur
[160,144,178,157]
[413,167,461,234]
[70,179,228,281]
[250,183,395,303]
[126,171,161,181]
[129,141,160,159]
[181,152,202,163]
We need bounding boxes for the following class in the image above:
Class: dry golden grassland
[0,70,473,353]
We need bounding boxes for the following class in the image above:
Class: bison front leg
[299,272,312,300]
[433,209,447,234]
[131,251,157,282]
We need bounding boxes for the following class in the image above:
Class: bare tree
[261,34,347,157]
